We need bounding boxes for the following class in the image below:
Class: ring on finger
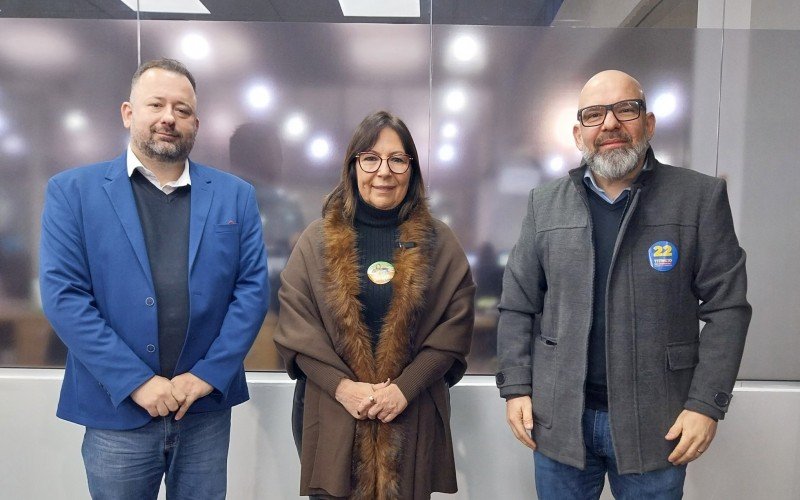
[368,395,375,403]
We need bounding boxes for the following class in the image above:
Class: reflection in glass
[3,16,780,377]
[0,18,138,368]
[431,25,722,373]
[137,20,433,371]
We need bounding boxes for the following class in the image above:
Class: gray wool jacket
[496,149,751,474]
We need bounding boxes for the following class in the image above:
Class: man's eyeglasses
[355,152,413,174]
[577,99,645,127]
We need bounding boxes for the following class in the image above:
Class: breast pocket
[214,223,241,234]
[209,224,240,273]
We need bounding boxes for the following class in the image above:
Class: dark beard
[136,129,195,163]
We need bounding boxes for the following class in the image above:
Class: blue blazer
[39,152,269,430]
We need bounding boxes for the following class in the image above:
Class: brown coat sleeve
[273,221,355,384]
[394,224,476,401]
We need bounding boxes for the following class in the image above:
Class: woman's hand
[360,383,408,423]
[335,379,389,419]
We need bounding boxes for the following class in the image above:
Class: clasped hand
[335,379,408,423]
[130,373,213,420]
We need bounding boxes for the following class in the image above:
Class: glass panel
[139,19,433,370]
[430,25,723,373]
[0,19,138,367]
[718,28,800,379]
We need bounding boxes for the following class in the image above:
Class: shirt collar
[583,156,651,203]
[126,145,191,193]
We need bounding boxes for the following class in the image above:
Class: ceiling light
[451,35,479,62]
[441,122,458,139]
[309,137,331,160]
[2,135,26,156]
[338,0,420,17]
[63,111,88,132]
[653,92,677,118]
[181,33,210,60]
[438,144,455,162]
[555,106,577,148]
[119,0,210,14]
[246,85,272,110]
[445,89,466,112]
[548,156,564,174]
[284,114,307,139]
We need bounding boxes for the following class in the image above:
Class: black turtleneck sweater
[355,196,401,348]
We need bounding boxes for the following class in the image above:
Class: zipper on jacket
[603,184,643,468]
[572,179,595,469]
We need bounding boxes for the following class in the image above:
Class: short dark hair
[322,111,426,222]
[130,58,196,95]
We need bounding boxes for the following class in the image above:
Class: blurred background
[0,0,797,381]
[1,2,800,499]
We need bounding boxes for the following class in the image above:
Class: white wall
[1,370,798,499]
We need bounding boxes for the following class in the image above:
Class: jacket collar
[103,152,214,283]
[569,146,659,194]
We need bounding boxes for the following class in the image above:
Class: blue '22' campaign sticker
[648,241,678,272]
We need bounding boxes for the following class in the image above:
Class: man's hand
[666,409,717,465]
[363,384,408,423]
[131,375,181,417]
[335,379,389,419]
[506,396,537,450]
[171,372,214,420]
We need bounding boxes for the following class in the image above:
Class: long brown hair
[322,111,426,221]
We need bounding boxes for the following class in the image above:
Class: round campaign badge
[367,261,396,285]
[648,241,678,272]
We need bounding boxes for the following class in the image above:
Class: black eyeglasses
[355,151,413,174]
[577,99,646,127]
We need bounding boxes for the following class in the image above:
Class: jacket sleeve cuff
[499,384,532,399]
[495,365,531,388]
[393,350,453,403]
[295,354,348,398]
[684,397,725,421]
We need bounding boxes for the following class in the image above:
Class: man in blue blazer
[39,58,269,499]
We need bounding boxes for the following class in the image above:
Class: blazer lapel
[103,153,154,287]
[188,161,213,271]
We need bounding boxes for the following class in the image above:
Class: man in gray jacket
[496,70,751,499]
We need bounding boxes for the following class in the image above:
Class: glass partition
[1,0,798,380]
[0,18,138,367]
[139,19,433,370]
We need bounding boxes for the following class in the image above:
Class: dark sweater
[354,197,401,348]
[585,186,628,411]
[130,171,191,378]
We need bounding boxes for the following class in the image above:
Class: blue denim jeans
[534,409,686,500]
[81,408,231,500]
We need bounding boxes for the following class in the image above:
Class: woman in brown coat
[274,111,475,499]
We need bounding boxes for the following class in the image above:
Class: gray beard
[582,140,649,181]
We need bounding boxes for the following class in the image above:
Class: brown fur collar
[321,195,435,500]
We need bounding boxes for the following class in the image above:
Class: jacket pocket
[531,335,557,429]
[666,340,699,371]
[665,340,699,417]
[214,223,240,234]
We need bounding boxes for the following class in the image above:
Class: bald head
[573,70,655,183]
[578,70,646,109]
